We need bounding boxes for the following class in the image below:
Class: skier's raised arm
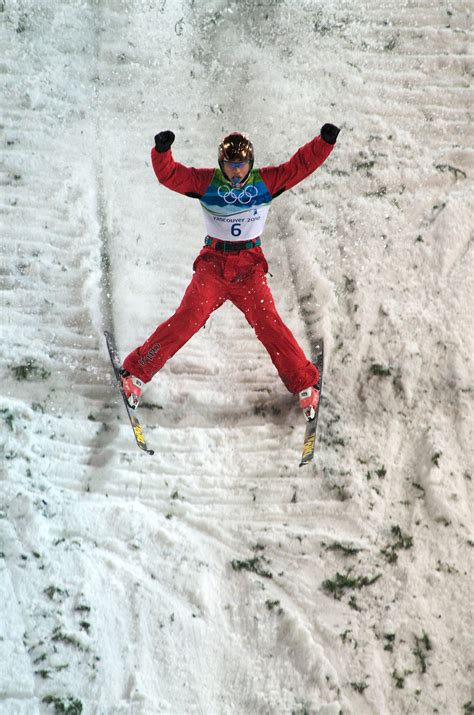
[260,123,340,198]
[151,130,213,198]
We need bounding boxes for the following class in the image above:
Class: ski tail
[104,330,154,455]
[299,338,324,467]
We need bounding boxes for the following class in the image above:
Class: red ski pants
[123,246,319,394]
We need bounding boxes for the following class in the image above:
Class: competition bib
[202,203,270,241]
[199,169,272,242]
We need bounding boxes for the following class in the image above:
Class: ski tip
[147,449,155,456]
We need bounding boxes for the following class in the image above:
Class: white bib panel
[202,205,270,242]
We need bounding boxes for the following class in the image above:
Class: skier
[120,124,340,420]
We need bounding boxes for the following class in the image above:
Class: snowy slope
[1,1,473,714]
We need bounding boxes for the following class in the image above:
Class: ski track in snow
[1,1,473,714]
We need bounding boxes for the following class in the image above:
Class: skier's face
[222,161,250,185]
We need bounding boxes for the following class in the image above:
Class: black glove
[320,123,340,145]
[154,130,175,153]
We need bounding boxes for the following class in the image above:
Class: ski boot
[299,385,320,422]
[120,368,144,409]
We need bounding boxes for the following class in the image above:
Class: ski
[299,338,324,467]
[104,330,154,455]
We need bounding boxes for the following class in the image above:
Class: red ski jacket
[150,134,334,201]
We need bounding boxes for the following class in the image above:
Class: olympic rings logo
[217,184,258,205]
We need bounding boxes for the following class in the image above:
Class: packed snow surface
[1,1,473,713]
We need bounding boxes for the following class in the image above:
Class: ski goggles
[222,160,250,168]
